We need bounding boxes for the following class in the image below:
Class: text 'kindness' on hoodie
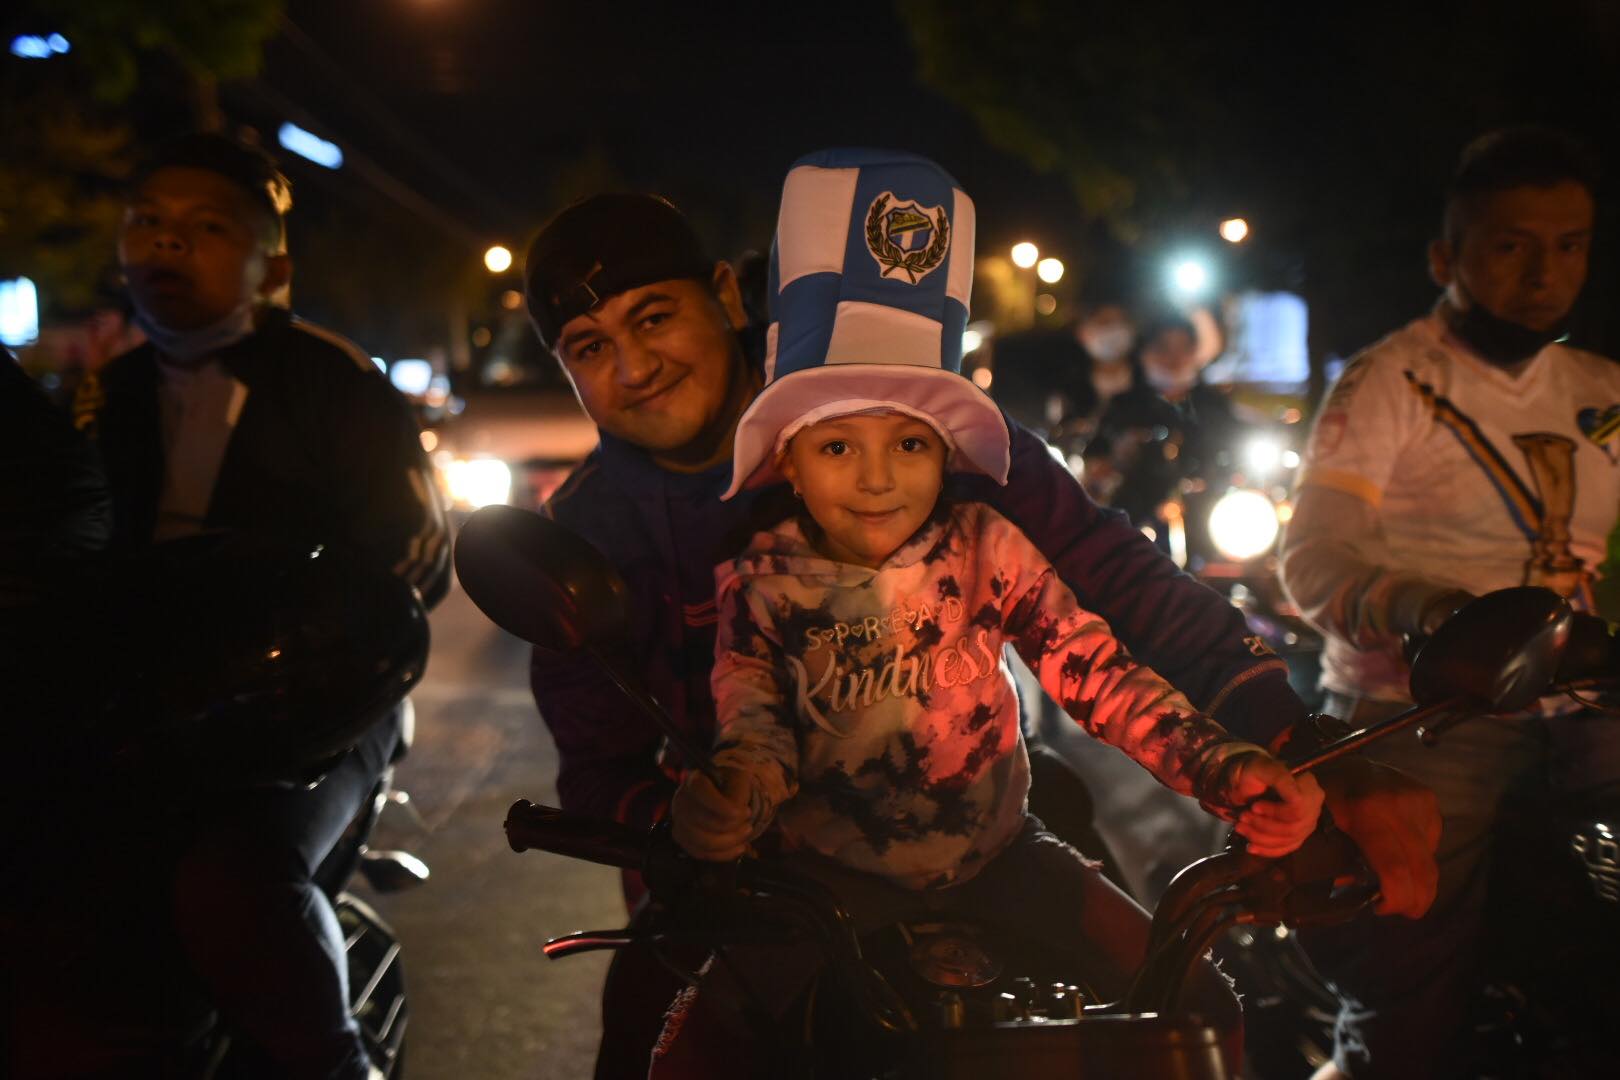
[711,500,1251,889]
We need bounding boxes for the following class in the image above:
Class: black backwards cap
[524,193,715,350]
[134,133,294,238]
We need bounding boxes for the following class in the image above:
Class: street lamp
[484,245,513,273]
[1168,256,1212,300]
[1010,242,1039,269]
[1219,218,1250,244]
[1036,257,1064,284]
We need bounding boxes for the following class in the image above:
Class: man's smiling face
[553,266,751,468]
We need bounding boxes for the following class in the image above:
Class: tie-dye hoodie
[711,500,1260,889]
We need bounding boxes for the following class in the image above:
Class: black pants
[4,708,400,1080]
[171,708,401,1079]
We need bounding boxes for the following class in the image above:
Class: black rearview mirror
[454,505,633,653]
[454,505,721,783]
[1408,587,1573,713]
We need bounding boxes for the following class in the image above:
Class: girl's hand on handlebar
[671,766,755,861]
[1204,749,1326,857]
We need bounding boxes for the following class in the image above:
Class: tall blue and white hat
[722,148,1009,499]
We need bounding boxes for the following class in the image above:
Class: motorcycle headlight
[1243,436,1283,478]
[1207,488,1280,561]
[444,457,513,509]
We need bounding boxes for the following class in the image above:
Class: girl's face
[780,411,947,568]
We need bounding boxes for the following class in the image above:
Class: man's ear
[259,252,293,300]
[709,260,749,332]
[1427,238,1454,289]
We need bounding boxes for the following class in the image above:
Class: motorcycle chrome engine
[905,922,1003,988]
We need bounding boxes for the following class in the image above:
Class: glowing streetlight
[484,245,513,273]
[1036,257,1064,284]
[1168,256,1211,300]
[1010,242,1039,269]
[1219,217,1250,244]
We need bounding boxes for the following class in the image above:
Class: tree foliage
[1,0,283,313]
[901,0,1620,357]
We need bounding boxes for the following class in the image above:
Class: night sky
[79,0,1620,365]
[266,1,1074,259]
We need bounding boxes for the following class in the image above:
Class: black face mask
[1448,300,1569,369]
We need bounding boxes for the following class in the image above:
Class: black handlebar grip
[503,799,649,870]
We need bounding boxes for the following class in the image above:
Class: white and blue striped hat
[722,148,1009,499]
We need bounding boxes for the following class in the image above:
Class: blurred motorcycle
[1076,399,1323,711]
[5,533,429,1078]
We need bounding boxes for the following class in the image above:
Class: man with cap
[524,154,1440,1076]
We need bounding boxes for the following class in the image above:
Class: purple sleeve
[529,645,676,829]
[962,419,1307,748]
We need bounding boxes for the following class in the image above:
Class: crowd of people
[5,122,1616,1080]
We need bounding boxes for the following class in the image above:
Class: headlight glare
[1207,488,1280,561]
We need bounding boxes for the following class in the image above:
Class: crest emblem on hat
[865,192,950,284]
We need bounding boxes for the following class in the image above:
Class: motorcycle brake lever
[542,928,646,959]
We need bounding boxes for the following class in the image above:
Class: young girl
[655,149,1321,1076]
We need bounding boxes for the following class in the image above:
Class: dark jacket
[79,309,450,608]
[532,415,1304,830]
[2,354,110,606]
[1092,379,1247,558]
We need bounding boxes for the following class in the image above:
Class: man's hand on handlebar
[1202,749,1326,858]
[1313,757,1441,918]
[671,766,755,861]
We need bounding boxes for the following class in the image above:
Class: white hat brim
[722,365,1010,499]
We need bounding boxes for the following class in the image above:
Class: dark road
[351,575,622,1079]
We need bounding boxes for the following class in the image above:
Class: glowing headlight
[444,457,512,509]
[1244,437,1282,478]
[1207,488,1280,561]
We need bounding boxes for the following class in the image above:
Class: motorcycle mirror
[1408,587,1573,713]
[454,505,632,652]
[456,507,724,783]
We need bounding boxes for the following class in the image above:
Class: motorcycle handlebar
[503,800,648,870]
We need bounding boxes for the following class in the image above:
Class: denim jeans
[1299,693,1620,1080]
